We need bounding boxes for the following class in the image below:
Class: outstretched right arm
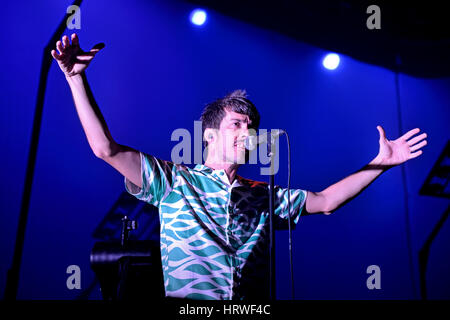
[52,33,142,188]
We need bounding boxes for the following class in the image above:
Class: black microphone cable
[284,130,295,300]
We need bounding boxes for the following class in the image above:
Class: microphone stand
[4,0,83,300]
[267,133,276,300]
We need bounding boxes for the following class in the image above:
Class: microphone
[244,129,285,150]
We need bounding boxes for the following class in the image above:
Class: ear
[204,128,215,144]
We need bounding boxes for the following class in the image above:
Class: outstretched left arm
[305,126,427,215]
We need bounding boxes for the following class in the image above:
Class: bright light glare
[190,9,207,26]
[322,53,340,70]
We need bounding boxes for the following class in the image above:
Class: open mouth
[234,138,247,150]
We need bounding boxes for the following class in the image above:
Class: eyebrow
[230,118,252,124]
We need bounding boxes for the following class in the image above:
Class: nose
[238,124,256,145]
[242,125,249,134]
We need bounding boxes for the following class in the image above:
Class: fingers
[77,44,104,62]
[410,150,423,159]
[90,42,105,53]
[71,33,79,47]
[77,53,95,62]
[56,40,64,54]
[55,34,78,55]
[62,35,70,48]
[52,34,77,60]
[51,34,103,65]
[377,125,386,140]
[401,128,420,141]
[51,49,62,60]
[410,139,427,152]
[407,132,427,146]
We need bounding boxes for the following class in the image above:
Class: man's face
[211,109,254,165]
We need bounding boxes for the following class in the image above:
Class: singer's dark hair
[200,89,260,147]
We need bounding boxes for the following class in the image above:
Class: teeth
[234,141,245,149]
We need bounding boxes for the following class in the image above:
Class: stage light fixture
[190,9,207,26]
[323,53,340,70]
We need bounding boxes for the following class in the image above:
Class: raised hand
[376,125,427,166]
[51,33,104,77]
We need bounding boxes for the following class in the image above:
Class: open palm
[51,33,104,77]
[376,125,427,166]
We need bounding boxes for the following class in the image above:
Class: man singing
[52,34,428,300]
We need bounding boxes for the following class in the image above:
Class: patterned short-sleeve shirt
[125,152,308,300]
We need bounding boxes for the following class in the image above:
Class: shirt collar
[194,164,213,173]
[193,164,243,187]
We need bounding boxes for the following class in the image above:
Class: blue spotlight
[322,53,340,70]
[190,9,207,26]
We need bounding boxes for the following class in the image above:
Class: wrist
[370,155,393,171]
[370,155,383,165]
[65,72,84,81]
[65,72,84,85]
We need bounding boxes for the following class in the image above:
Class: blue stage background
[0,0,449,299]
